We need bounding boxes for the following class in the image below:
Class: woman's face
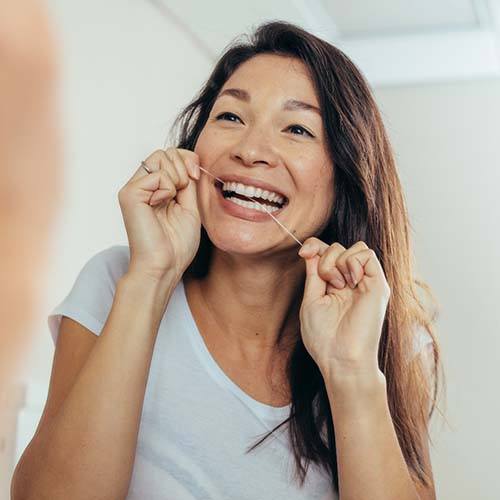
[194,53,334,256]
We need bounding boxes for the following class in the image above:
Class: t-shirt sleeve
[47,245,130,345]
[411,329,436,416]
[412,325,434,357]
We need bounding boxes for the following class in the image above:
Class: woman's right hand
[118,148,202,283]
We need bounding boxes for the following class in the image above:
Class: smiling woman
[12,19,443,500]
[173,21,443,498]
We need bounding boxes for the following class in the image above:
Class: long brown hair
[168,20,445,494]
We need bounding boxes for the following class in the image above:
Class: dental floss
[197,165,304,247]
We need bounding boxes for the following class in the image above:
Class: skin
[0,0,62,392]
[186,54,335,384]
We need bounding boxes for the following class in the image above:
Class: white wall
[1,0,211,497]
[374,78,500,499]
[23,0,211,377]
[3,1,499,499]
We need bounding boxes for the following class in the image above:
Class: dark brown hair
[168,20,445,495]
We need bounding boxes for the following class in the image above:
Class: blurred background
[2,0,499,498]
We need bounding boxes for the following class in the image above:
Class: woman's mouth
[214,179,289,222]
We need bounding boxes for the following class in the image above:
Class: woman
[12,21,442,500]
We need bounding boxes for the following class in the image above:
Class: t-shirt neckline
[179,277,292,423]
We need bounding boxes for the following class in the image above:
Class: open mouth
[214,179,289,214]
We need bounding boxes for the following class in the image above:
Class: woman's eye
[287,125,314,138]
[214,113,314,138]
[215,112,242,123]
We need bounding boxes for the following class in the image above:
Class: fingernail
[299,244,311,257]
[350,271,357,288]
[333,276,345,288]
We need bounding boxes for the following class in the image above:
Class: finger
[169,149,200,218]
[163,148,186,187]
[176,148,201,180]
[335,241,369,287]
[149,149,186,206]
[126,150,163,185]
[298,236,328,259]
[172,148,191,186]
[121,167,175,207]
[317,242,348,288]
[302,254,326,302]
[299,237,348,290]
[175,165,200,219]
[345,248,387,290]
[148,170,176,206]
[345,252,365,287]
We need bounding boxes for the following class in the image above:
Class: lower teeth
[226,196,281,213]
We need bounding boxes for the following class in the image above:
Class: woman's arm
[11,272,177,500]
[324,369,436,500]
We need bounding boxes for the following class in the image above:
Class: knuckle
[318,260,331,277]
[355,240,369,249]
[180,148,199,160]
[330,242,346,254]
[325,267,341,281]
[117,189,128,205]
[334,257,346,272]
[151,148,165,158]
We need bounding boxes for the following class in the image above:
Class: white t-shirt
[48,245,433,500]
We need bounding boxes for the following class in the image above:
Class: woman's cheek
[195,129,225,159]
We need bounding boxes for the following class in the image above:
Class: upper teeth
[222,182,286,205]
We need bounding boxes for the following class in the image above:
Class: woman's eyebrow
[216,88,321,116]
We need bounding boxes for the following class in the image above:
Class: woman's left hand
[298,237,391,383]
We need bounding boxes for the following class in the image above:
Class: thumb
[302,254,326,302]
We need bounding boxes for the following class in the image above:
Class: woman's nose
[229,127,281,168]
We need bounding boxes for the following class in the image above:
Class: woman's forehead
[222,55,319,106]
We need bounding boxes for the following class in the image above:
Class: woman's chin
[207,228,277,255]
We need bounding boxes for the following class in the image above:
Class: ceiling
[324,0,483,37]
[146,0,500,86]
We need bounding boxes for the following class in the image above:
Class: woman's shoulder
[66,244,132,300]
[47,245,131,343]
[97,244,130,276]
[83,244,130,283]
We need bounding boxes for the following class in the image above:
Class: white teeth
[222,181,286,205]
[226,196,281,213]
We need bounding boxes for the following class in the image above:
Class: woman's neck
[185,248,305,365]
